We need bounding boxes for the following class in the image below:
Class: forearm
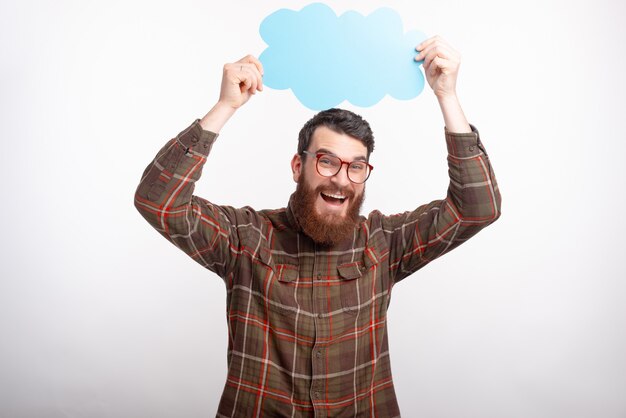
[199,102,237,133]
[437,94,471,133]
[134,121,217,236]
[445,126,501,222]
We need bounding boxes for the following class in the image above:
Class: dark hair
[297,108,375,159]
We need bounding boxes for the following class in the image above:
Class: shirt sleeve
[378,124,502,283]
[134,120,250,279]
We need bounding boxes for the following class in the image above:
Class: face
[290,126,368,245]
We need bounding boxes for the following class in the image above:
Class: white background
[1,0,625,417]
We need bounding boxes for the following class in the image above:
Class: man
[135,36,501,417]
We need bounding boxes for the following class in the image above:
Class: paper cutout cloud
[259,3,427,110]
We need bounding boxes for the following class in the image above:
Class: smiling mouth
[320,192,347,206]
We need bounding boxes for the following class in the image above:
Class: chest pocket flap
[337,261,363,280]
[337,246,380,280]
[337,247,381,315]
[276,263,298,283]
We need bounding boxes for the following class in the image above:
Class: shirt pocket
[267,263,299,314]
[241,246,298,314]
[337,247,381,316]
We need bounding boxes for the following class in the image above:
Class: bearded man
[134,36,501,417]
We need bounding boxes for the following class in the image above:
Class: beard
[291,176,365,247]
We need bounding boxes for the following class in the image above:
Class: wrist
[436,93,471,133]
[435,92,459,103]
[199,102,237,133]
[214,100,238,115]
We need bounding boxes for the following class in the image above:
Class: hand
[415,36,461,99]
[199,55,264,132]
[218,55,264,109]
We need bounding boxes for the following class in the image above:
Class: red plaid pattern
[135,120,501,417]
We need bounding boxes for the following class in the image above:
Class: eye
[319,157,333,166]
[350,162,366,171]
[319,155,340,167]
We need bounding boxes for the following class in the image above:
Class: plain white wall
[1,0,625,417]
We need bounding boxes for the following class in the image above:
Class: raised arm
[134,55,264,278]
[382,36,501,282]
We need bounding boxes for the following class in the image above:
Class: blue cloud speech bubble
[259,3,427,110]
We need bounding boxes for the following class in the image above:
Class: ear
[291,154,302,183]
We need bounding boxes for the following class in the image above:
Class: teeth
[322,192,346,200]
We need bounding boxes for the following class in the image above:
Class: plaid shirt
[134,120,501,417]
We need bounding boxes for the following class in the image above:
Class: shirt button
[315,391,320,399]
[316,350,322,358]
[190,136,199,144]
[469,145,475,152]
[317,313,322,319]
[316,273,322,280]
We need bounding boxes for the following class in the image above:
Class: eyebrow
[315,148,368,162]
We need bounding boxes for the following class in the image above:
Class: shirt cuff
[445,124,486,158]
[176,119,219,156]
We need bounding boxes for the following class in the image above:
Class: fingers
[240,66,257,93]
[218,54,265,109]
[224,55,264,95]
[424,46,456,75]
[422,44,450,70]
[238,54,264,77]
[427,56,446,78]
[237,55,264,93]
[414,36,460,75]
[416,35,445,54]
[415,35,459,65]
[236,65,261,94]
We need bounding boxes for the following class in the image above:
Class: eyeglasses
[302,151,373,184]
